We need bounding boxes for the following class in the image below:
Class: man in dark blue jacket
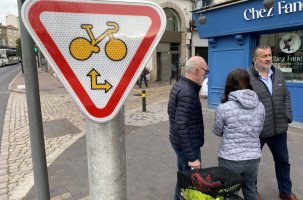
[168,56,208,200]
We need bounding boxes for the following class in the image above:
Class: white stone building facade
[147,0,209,82]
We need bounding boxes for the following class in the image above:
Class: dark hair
[221,68,253,103]
[253,45,271,59]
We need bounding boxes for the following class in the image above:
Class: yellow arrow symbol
[87,68,113,93]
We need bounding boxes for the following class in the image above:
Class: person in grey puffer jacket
[213,68,265,200]
[247,45,298,200]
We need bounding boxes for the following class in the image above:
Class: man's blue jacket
[168,76,204,162]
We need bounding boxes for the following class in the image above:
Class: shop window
[163,8,180,32]
[170,43,179,51]
[195,0,213,8]
[259,31,303,82]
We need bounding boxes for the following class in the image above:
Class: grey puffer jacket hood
[228,89,259,109]
[213,89,265,161]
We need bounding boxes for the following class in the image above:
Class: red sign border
[27,0,161,119]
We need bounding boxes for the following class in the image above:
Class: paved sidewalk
[0,69,175,200]
[0,69,302,200]
[1,69,85,200]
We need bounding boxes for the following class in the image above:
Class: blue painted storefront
[193,0,303,122]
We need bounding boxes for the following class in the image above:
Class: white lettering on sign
[278,1,303,15]
[243,0,303,21]
[287,55,303,62]
[243,7,273,20]
[273,56,303,62]
[273,56,285,62]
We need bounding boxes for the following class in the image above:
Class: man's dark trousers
[171,143,201,200]
[260,132,292,195]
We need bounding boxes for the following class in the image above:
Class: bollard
[21,62,24,74]
[142,89,146,112]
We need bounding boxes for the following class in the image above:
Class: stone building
[147,0,209,82]
[5,25,19,48]
[0,23,7,48]
[0,14,20,49]
[5,14,19,29]
[146,0,231,83]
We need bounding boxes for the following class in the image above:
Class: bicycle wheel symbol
[69,22,127,61]
[105,39,127,61]
[70,37,100,61]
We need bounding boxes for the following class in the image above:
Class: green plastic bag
[181,188,224,200]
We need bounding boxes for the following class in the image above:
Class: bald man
[168,56,208,200]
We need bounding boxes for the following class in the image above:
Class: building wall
[213,0,231,4]
[2,15,20,49]
[146,0,208,82]
[5,14,19,29]
[6,25,19,48]
[0,19,19,49]
[0,24,7,48]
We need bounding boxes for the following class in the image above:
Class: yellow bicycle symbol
[69,22,127,61]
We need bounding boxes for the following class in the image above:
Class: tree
[16,38,22,59]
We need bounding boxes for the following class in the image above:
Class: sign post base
[86,108,126,200]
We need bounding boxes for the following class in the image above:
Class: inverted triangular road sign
[21,0,166,123]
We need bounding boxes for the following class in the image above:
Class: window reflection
[164,8,181,32]
[259,31,303,82]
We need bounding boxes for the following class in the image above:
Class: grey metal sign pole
[86,108,127,200]
[17,0,50,199]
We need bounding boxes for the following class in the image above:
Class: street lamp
[199,14,207,24]
[264,0,274,9]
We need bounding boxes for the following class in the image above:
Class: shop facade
[193,0,303,122]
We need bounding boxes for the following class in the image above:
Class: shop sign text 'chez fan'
[244,1,303,21]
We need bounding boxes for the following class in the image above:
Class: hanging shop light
[199,14,207,24]
[264,0,274,9]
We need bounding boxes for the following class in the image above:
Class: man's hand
[188,159,201,169]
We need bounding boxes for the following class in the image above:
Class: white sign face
[279,33,302,54]
[21,0,166,123]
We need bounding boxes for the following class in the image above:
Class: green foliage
[15,38,22,58]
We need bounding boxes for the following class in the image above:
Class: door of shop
[157,52,170,81]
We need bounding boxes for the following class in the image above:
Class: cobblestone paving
[0,92,86,200]
[0,83,173,200]
[125,100,168,127]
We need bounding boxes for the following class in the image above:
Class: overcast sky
[0,0,19,25]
